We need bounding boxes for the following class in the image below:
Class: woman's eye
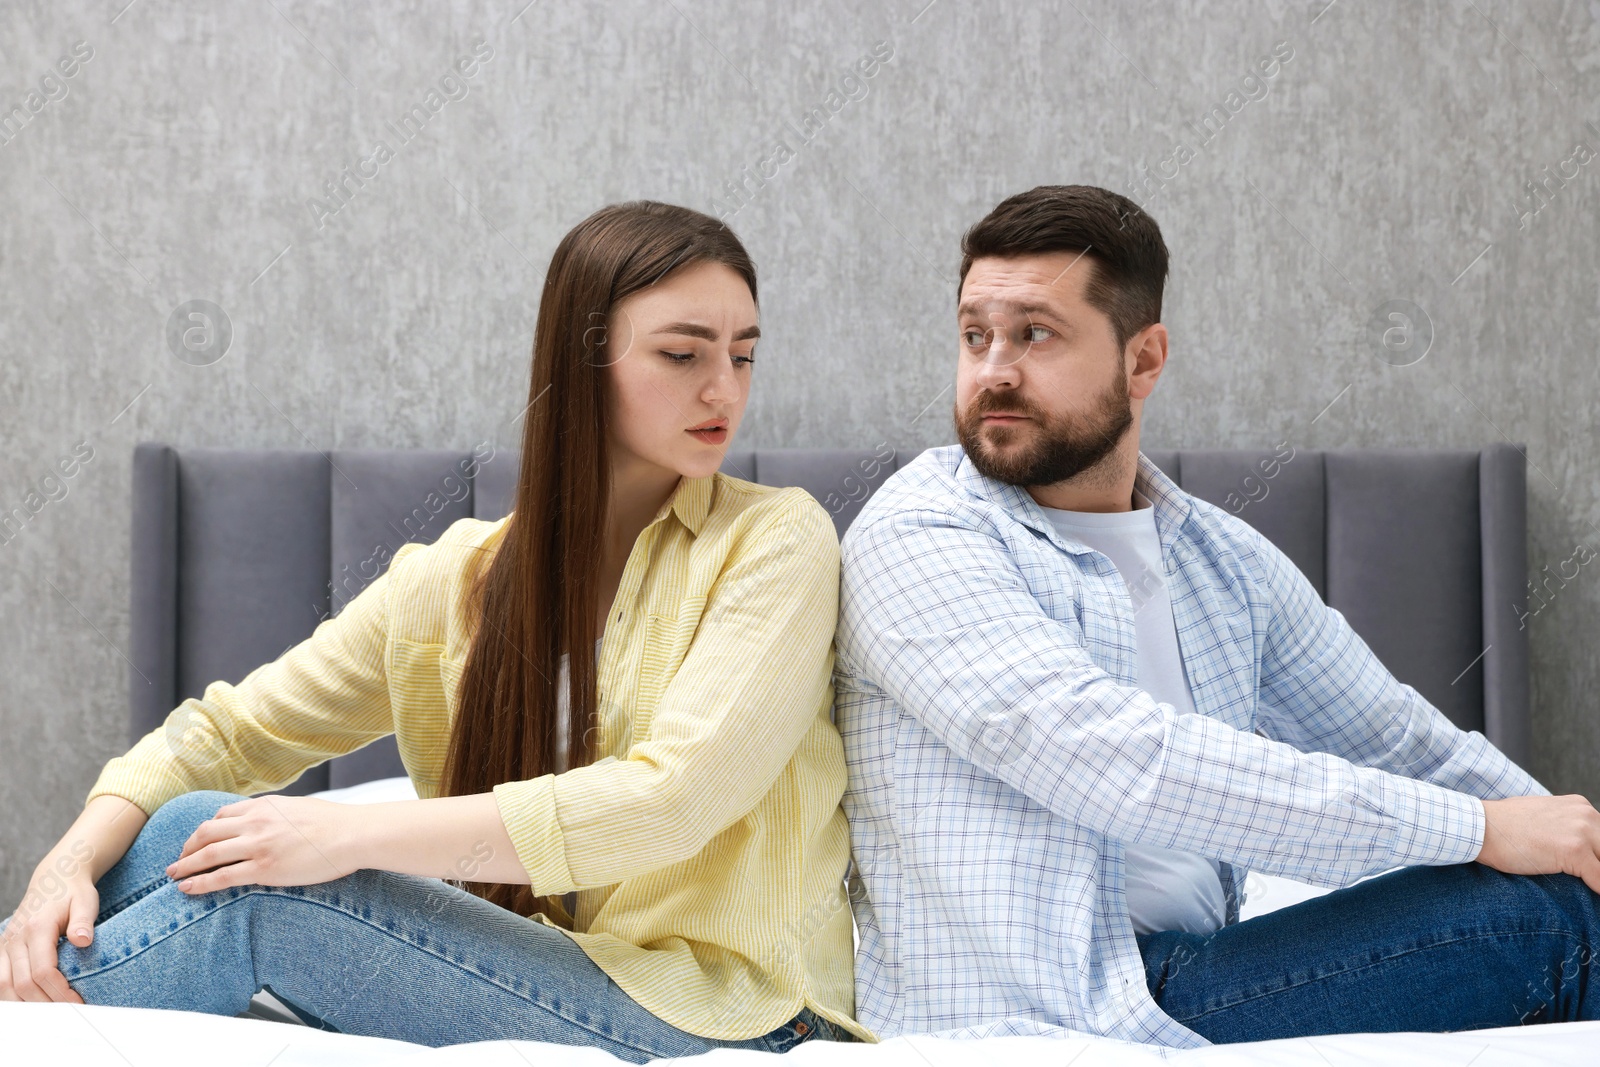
[662,351,694,363]
[733,354,756,366]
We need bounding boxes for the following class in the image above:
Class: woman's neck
[606,458,682,559]
[595,459,683,634]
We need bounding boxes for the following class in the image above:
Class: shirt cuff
[1379,772,1486,867]
[84,759,198,818]
[492,776,576,894]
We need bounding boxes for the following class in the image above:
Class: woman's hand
[0,860,98,1004]
[165,795,360,894]
[1,796,148,1005]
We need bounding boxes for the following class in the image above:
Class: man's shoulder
[878,442,966,494]
[847,444,975,536]
[1164,488,1317,615]
[1179,492,1287,575]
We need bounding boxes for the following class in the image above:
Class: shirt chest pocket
[1172,583,1259,733]
[624,605,700,749]
[1047,568,1139,685]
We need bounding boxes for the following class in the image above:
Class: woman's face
[602,259,759,481]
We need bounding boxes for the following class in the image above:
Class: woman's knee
[145,789,249,838]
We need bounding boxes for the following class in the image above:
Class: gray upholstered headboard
[127,441,1530,795]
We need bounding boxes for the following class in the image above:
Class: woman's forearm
[347,793,529,885]
[45,794,150,884]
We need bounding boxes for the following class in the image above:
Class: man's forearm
[1413,725,1550,802]
[348,793,530,885]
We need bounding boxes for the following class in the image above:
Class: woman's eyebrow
[652,322,761,341]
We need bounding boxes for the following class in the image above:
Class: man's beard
[954,372,1133,487]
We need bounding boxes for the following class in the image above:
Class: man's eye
[1026,325,1052,343]
[962,329,987,347]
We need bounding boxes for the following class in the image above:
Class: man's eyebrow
[652,322,761,341]
[957,300,1065,321]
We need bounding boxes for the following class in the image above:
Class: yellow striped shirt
[84,471,876,1043]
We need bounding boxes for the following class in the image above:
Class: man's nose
[974,336,1023,386]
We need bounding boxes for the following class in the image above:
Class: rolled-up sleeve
[84,544,414,816]
[491,495,840,895]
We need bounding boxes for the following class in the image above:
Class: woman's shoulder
[389,514,511,578]
[709,470,830,523]
[705,471,839,559]
[383,514,511,645]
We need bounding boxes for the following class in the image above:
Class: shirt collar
[952,446,1195,556]
[647,472,714,536]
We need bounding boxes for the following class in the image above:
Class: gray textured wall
[2,0,1597,907]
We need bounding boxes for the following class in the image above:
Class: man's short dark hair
[957,185,1170,352]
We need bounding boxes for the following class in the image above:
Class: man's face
[953,252,1134,488]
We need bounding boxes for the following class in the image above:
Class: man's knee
[1525,869,1600,920]
[1446,863,1600,938]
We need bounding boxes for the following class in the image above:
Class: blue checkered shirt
[834,444,1548,1050]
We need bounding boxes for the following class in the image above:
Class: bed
[18,439,1583,1063]
[7,995,1600,1065]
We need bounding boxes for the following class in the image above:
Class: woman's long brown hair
[439,201,758,921]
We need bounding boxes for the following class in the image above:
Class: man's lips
[979,413,1028,421]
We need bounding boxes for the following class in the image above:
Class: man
[834,184,1600,1047]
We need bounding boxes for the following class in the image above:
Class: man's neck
[1025,440,1142,514]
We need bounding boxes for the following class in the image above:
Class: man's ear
[1126,323,1169,401]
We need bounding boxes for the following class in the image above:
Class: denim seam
[70,884,706,1061]
[96,874,172,923]
[1170,928,1592,1024]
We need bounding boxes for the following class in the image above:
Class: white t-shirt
[554,638,605,773]
[556,638,604,920]
[1037,487,1226,936]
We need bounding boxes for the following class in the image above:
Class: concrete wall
[3,0,1598,905]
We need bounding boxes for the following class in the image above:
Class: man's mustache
[966,393,1041,420]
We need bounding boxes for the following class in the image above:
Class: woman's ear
[599,305,637,369]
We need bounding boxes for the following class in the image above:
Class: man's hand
[164,795,358,894]
[1477,795,1600,893]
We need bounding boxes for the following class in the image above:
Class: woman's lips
[688,427,728,444]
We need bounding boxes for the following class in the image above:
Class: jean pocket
[762,1008,820,1053]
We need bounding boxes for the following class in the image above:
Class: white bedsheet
[21,776,1586,1064]
[5,1001,1598,1065]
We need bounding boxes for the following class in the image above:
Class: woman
[0,201,875,1058]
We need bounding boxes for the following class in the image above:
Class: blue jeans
[4,790,853,1058]
[1137,862,1600,1041]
